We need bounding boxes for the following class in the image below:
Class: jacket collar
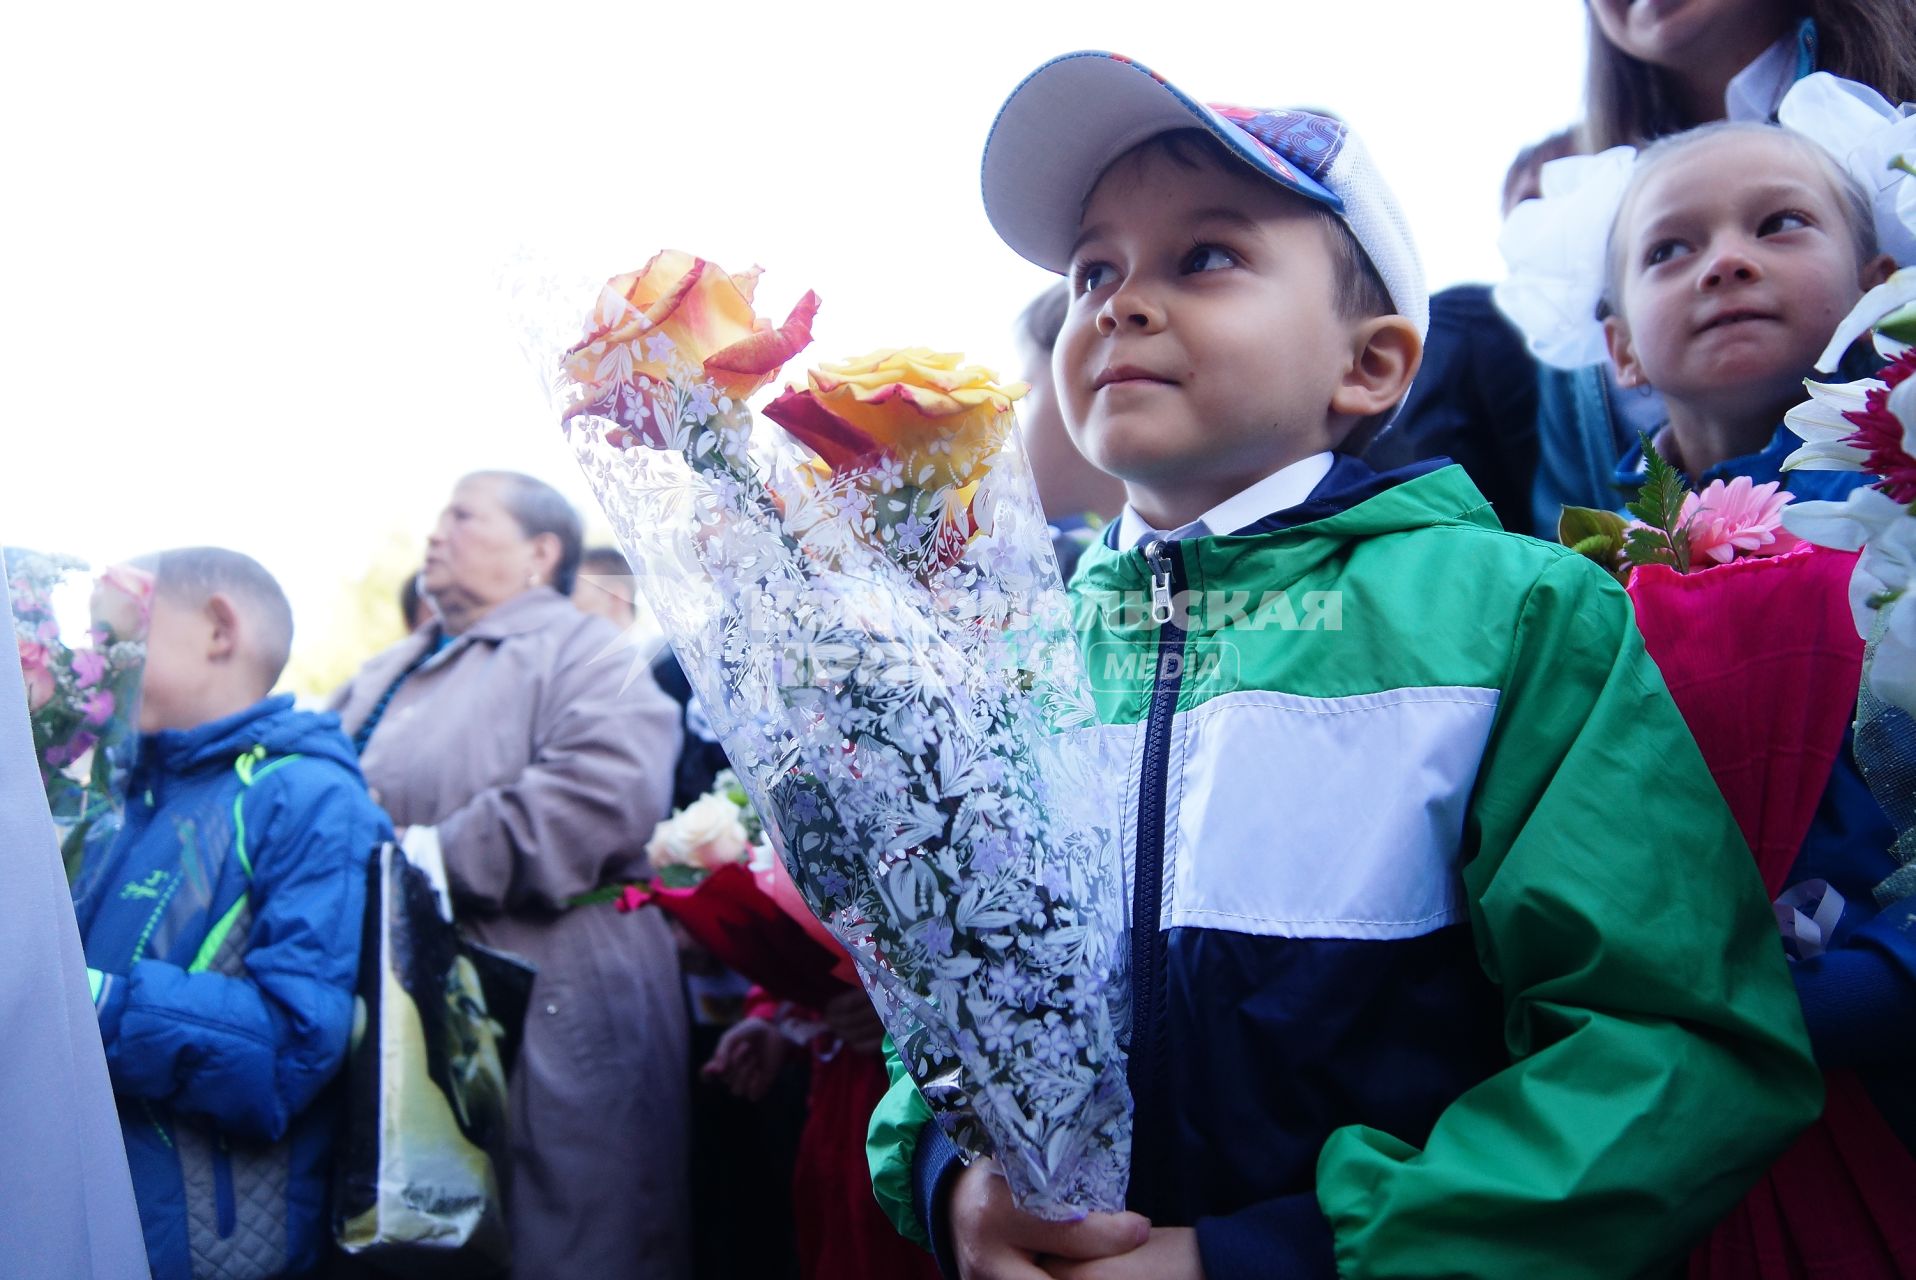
[1725,17,1817,122]
[1615,422,1800,492]
[448,586,577,643]
[141,694,298,775]
[1112,453,1334,550]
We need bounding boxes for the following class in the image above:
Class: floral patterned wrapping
[541,252,1132,1216]
[8,548,150,886]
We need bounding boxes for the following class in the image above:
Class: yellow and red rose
[766,350,1027,570]
[764,349,1026,490]
[563,250,819,448]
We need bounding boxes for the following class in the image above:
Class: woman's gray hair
[462,471,585,595]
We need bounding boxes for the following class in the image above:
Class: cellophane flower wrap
[8,548,150,883]
[539,251,1132,1216]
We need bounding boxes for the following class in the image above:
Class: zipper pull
[1145,539,1174,627]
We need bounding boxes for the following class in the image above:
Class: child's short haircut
[1502,126,1583,216]
[147,546,295,688]
[578,545,630,579]
[1599,121,1880,321]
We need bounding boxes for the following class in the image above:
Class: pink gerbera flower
[1842,349,1916,503]
[1681,476,1801,564]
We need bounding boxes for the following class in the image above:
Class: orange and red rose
[766,350,1027,569]
[764,349,1025,490]
[563,250,818,448]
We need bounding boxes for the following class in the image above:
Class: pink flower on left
[1680,477,1801,565]
[91,563,154,643]
[17,639,55,712]
[72,649,107,689]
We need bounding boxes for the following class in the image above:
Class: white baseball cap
[981,51,1428,340]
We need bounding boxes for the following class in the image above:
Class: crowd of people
[14,1,1916,1278]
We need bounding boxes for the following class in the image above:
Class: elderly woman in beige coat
[334,471,688,1280]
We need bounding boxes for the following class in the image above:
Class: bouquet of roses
[539,251,1131,1217]
[638,769,764,888]
[614,771,852,1013]
[1560,445,1862,884]
[8,549,151,882]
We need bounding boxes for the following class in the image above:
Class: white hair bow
[1778,72,1916,270]
[1492,146,1637,371]
[1493,72,1916,373]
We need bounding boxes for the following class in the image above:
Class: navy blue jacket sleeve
[913,1120,965,1279]
[1196,1194,1339,1280]
[98,763,382,1142]
[1785,745,1916,1068]
[1794,893,1916,1066]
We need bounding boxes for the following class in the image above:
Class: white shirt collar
[1115,452,1335,549]
[1726,31,1798,122]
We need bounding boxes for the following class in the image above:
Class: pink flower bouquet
[8,547,151,882]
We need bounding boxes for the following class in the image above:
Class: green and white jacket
[869,459,1821,1279]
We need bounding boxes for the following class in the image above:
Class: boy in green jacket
[867,52,1822,1280]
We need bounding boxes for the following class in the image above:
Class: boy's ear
[1603,315,1647,389]
[1862,253,1897,291]
[205,592,241,664]
[1330,316,1422,420]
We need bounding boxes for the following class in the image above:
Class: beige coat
[334,587,689,1280]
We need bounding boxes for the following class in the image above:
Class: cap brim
[982,51,1342,274]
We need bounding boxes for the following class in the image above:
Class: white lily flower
[1784,438,1873,471]
[1817,268,1916,371]
[1793,488,1916,645]
[1779,74,1916,271]
[1875,584,1916,713]
[1892,376,1916,460]
[1783,488,1908,552]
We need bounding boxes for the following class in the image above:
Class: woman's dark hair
[399,571,426,631]
[462,471,585,595]
[1584,2,1916,151]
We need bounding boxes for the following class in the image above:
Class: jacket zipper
[1127,538,1187,1219]
[214,1135,236,1237]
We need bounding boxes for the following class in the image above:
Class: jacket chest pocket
[177,1125,291,1280]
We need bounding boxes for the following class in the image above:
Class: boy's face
[1057,146,1361,524]
[1607,132,1877,417]
[138,593,212,732]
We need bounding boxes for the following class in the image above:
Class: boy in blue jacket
[75,547,389,1280]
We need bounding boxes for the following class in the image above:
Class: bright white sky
[3,2,1587,669]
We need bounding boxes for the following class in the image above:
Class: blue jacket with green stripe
[870,459,1824,1279]
[74,694,388,1280]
